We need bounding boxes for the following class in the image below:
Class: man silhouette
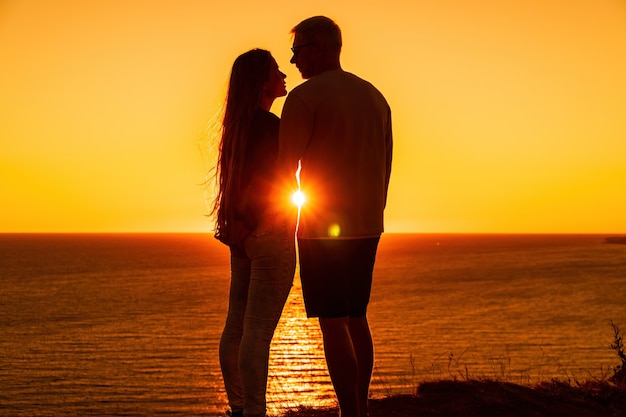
[278,16,393,417]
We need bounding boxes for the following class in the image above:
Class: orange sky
[1,0,625,233]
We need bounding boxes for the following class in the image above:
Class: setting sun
[291,190,305,208]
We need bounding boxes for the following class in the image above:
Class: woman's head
[227,49,286,111]
[213,49,286,242]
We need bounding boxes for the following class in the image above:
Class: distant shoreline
[603,236,626,244]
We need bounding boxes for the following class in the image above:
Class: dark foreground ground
[280,380,626,417]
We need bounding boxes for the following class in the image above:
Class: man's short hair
[291,16,342,52]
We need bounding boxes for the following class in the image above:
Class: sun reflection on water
[266,273,336,414]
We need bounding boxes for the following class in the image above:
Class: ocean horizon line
[0,231,621,236]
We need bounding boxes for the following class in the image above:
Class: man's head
[290,16,342,79]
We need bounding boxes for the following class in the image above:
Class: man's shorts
[297,237,380,318]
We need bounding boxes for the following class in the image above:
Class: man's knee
[319,316,350,337]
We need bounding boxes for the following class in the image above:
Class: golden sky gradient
[1,0,625,233]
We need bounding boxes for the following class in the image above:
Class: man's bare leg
[319,317,359,417]
[349,316,373,415]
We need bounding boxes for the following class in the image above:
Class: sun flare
[291,190,305,208]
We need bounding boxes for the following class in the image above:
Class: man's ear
[312,42,325,59]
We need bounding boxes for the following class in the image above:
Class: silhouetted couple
[213,16,393,417]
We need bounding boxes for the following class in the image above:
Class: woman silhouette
[213,49,296,417]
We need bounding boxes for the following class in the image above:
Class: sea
[1,233,625,416]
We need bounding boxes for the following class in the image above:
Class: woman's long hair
[213,49,272,243]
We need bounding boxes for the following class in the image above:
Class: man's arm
[277,93,313,202]
[383,106,393,207]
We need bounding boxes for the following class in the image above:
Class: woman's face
[264,58,287,99]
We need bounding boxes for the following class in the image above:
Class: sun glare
[291,190,305,208]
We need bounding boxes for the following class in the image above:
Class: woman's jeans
[219,212,296,417]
